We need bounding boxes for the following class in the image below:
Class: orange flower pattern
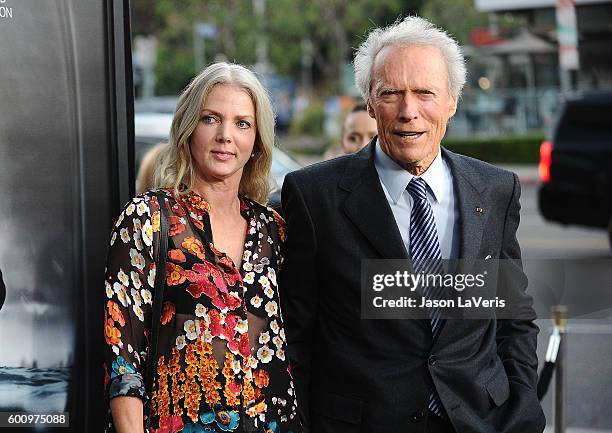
[168,249,186,263]
[166,262,186,286]
[107,300,125,326]
[103,188,299,433]
[253,369,270,388]
[104,317,121,345]
[182,237,205,261]
[160,301,176,325]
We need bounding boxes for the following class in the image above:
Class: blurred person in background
[340,103,378,154]
[280,16,543,433]
[104,62,301,433]
[136,142,167,194]
[324,103,378,160]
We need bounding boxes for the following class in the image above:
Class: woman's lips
[211,150,235,161]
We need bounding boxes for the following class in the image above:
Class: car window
[271,147,301,178]
[555,100,612,150]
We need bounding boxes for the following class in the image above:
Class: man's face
[367,44,457,175]
[341,110,378,154]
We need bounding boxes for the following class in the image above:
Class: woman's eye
[201,115,216,124]
[237,120,251,129]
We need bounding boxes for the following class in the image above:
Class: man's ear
[367,100,376,119]
[448,95,458,118]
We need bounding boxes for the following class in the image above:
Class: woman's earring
[251,152,255,158]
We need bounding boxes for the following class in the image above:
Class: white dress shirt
[374,142,460,259]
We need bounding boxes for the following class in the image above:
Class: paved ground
[499,165,612,432]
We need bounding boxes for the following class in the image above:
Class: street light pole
[193,22,217,73]
[552,305,568,433]
[253,0,269,76]
[193,23,205,73]
[555,0,580,94]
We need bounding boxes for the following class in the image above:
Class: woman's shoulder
[243,197,285,243]
[138,187,173,200]
[119,188,174,216]
[244,197,283,224]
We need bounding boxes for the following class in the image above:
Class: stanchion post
[552,305,568,433]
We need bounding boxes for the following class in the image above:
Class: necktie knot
[407,177,429,202]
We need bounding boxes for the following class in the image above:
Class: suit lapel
[432,149,489,346]
[340,142,408,260]
[339,146,490,267]
[443,148,487,259]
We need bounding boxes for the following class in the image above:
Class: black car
[538,92,612,251]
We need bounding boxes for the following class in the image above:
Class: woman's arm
[103,194,158,430]
[110,396,145,433]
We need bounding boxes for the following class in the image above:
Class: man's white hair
[354,16,467,101]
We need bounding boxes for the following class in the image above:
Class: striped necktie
[407,177,446,417]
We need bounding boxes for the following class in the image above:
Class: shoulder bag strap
[144,190,170,431]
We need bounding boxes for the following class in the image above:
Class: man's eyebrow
[413,86,438,94]
[377,87,402,95]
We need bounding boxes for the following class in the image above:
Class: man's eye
[237,120,251,129]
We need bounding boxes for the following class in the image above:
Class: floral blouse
[103,188,300,433]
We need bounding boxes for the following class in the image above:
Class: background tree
[132,0,424,95]
[420,0,488,44]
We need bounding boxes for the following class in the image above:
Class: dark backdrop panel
[0,1,133,432]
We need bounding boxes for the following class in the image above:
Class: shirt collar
[374,141,445,204]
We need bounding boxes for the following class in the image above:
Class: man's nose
[398,94,418,121]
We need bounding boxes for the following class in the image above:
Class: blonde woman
[104,63,301,433]
[136,142,167,194]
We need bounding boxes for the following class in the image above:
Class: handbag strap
[144,190,170,431]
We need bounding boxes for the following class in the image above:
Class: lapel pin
[475,207,484,213]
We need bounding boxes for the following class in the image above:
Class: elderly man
[280,16,544,433]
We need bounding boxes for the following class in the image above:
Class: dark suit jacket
[279,143,545,433]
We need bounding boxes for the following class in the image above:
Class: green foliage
[420,0,488,44]
[443,133,545,164]
[131,0,424,95]
[155,46,196,96]
[289,99,325,136]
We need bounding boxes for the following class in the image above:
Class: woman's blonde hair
[137,142,167,194]
[154,62,275,204]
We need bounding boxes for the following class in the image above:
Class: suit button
[428,355,437,366]
[411,410,424,422]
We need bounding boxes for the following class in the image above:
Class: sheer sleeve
[103,194,157,402]
[239,204,299,427]
[270,209,286,272]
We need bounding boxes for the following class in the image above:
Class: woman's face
[190,84,257,185]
